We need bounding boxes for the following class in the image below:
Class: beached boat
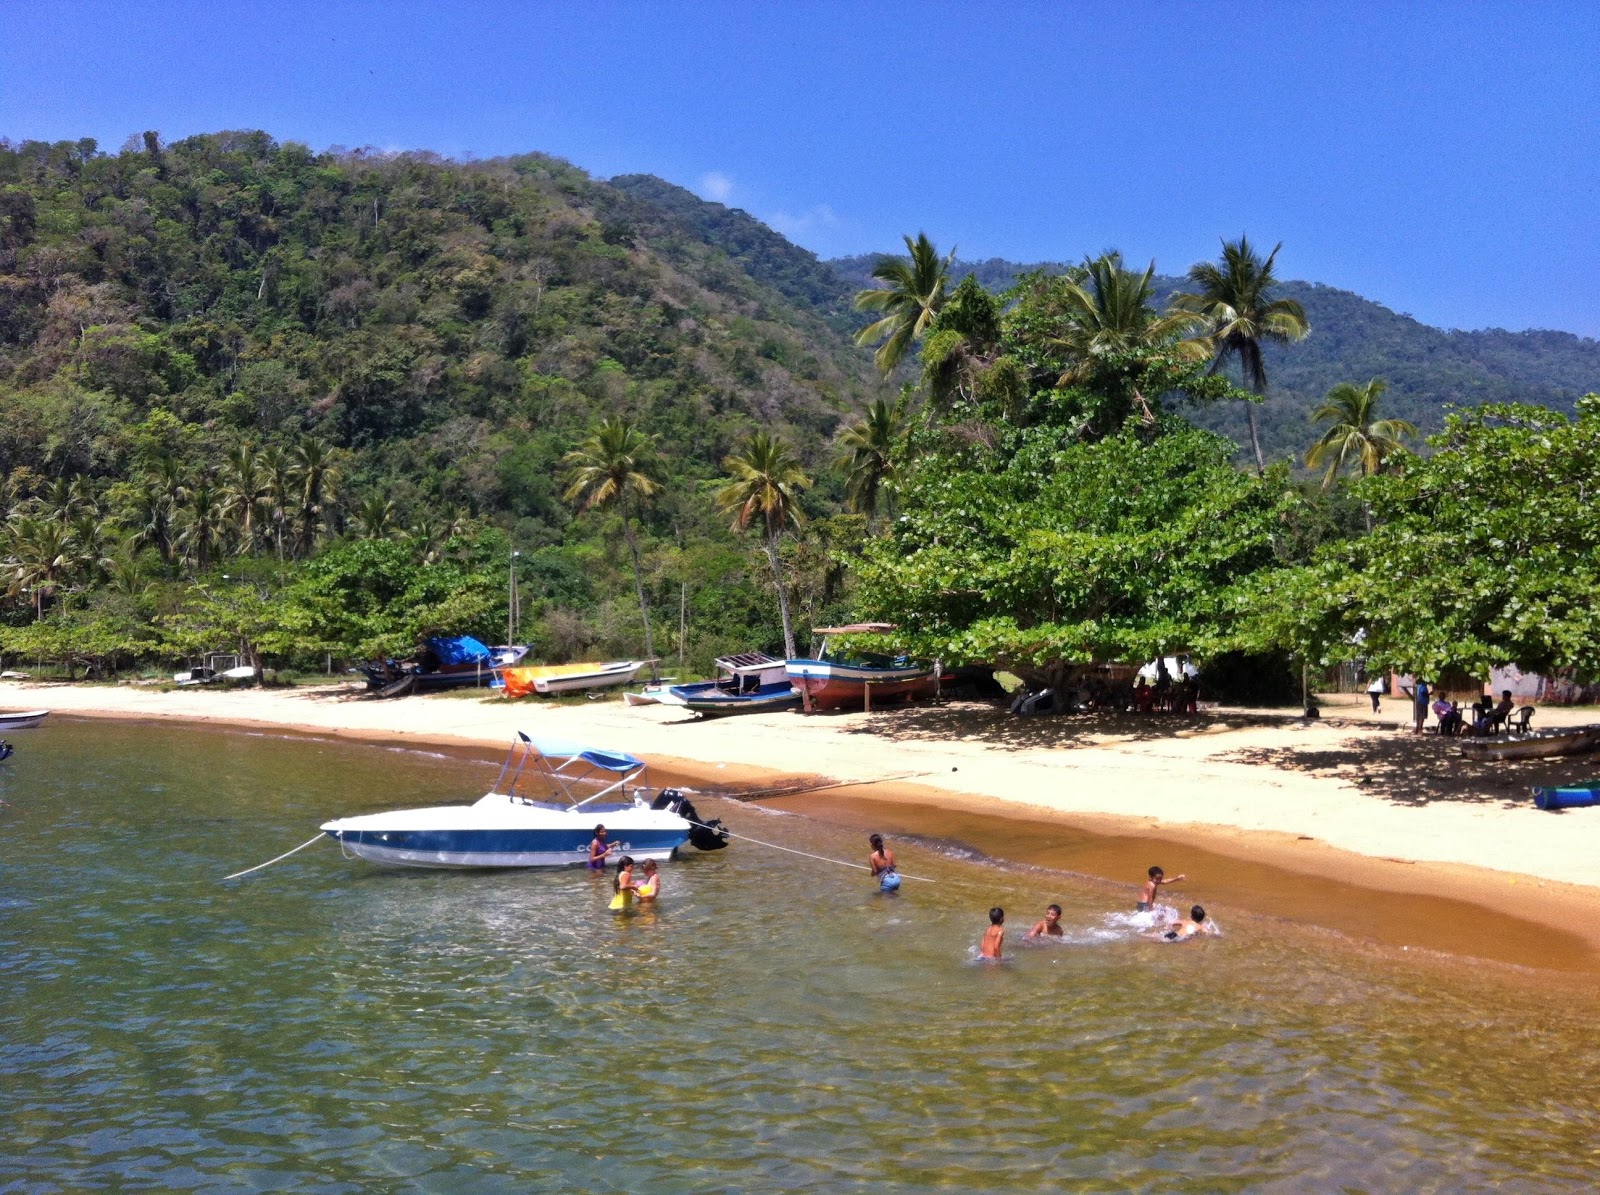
[1459,724,1600,761]
[0,709,49,731]
[669,652,800,717]
[321,733,728,869]
[362,636,529,692]
[1533,782,1600,811]
[502,660,647,697]
[624,683,686,707]
[785,624,939,712]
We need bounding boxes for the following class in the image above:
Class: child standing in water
[980,908,1005,959]
[1025,904,1065,939]
[636,859,660,902]
[611,856,638,909]
[588,825,613,870]
[1138,865,1185,912]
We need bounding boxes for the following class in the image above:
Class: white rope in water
[686,819,934,882]
[222,833,326,882]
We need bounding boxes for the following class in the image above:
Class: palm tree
[4,514,77,618]
[1171,236,1309,474]
[179,481,224,571]
[834,396,905,520]
[716,431,812,659]
[289,436,338,557]
[853,232,955,373]
[124,480,177,565]
[354,494,398,539]
[561,418,662,662]
[1305,378,1418,489]
[221,443,268,556]
[258,443,294,561]
[1054,252,1197,424]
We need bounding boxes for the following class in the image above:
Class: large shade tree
[561,417,662,662]
[716,431,812,658]
[1172,236,1309,475]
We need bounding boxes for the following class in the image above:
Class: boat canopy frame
[492,731,650,808]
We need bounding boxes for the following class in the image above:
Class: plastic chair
[1508,706,1534,736]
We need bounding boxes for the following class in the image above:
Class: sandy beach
[9,679,1600,968]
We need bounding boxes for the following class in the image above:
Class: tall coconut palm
[124,480,177,565]
[561,417,662,662]
[258,443,294,561]
[179,480,225,571]
[289,436,338,557]
[1305,378,1418,488]
[1171,236,1309,474]
[4,514,77,618]
[354,494,398,539]
[221,443,268,556]
[715,431,812,659]
[834,396,905,520]
[853,232,955,373]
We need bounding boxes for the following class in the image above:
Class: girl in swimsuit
[588,825,612,870]
[869,834,901,893]
[636,860,660,901]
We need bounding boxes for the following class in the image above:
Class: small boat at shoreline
[0,709,49,731]
[362,636,528,693]
[669,652,799,717]
[785,624,939,712]
[502,660,648,697]
[1459,724,1600,761]
[321,733,728,869]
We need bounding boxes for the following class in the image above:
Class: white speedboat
[320,733,728,869]
[0,709,48,731]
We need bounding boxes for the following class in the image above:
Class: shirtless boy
[1138,865,1185,911]
[1025,904,1065,939]
[980,907,1005,959]
[1153,905,1213,941]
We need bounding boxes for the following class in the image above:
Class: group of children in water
[977,864,1217,958]
[587,824,659,908]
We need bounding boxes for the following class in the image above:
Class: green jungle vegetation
[3,130,1598,690]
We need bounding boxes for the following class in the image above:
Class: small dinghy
[321,733,728,869]
[0,710,48,732]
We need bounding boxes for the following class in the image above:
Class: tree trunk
[765,531,797,660]
[1245,401,1265,476]
[621,515,656,674]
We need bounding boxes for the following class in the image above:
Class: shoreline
[9,680,1600,971]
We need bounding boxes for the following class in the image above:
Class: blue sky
[4,1,1598,335]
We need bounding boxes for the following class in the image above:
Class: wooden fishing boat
[502,660,646,697]
[669,653,800,717]
[1460,724,1600,761]
[785,624,939,712]
[0,709,48,731]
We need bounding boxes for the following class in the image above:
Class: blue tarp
[425,635,492,666]
[522,733,645,773]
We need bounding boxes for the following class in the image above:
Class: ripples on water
[3,721,1599,1192]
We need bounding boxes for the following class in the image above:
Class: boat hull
[0,710,48,731]
[321,796,690,869]
[1461,726,1600,761]
[670,679,801,717]
[784,660,937,711]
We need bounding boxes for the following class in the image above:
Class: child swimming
[980,907,1005,959]
[1024,904,1065,939]
[1152,905,1215,941]
[1138,865,1185,911]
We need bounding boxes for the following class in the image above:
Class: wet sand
[9,680,1600,971]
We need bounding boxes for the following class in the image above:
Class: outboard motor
[652,787,729,851]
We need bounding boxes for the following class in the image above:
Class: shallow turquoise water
[3,719,1599,1192]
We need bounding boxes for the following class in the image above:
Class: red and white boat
[785,624,940,712]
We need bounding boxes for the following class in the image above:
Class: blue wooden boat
[669,653,800,718]
[1533,783,1600,811]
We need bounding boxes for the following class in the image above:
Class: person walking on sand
[980,907,1005,959]
[1138,865,1185,912]
[1025,904,1065,939]
[869,833,901,893]
[1366,673,1385,714]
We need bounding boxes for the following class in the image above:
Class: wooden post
[864,680,873,713]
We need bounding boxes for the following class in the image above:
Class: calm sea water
[3,719,1599,1193]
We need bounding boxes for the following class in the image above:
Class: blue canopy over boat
[519,732,644,773]
[426,635,492,666]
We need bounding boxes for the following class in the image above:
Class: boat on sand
[1459,725,1600,761]
[785,624,939,712]
[0,709,49,731]
[321,733,728,869]
[669,653,799,717]
[502,660,647,696]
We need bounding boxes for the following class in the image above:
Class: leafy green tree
[834,395,906,520]
[1305,378,1418,487]
[853,233,954,373]
[1172,236,1309,474]
[715,431,812,658]
[561,418,662,661]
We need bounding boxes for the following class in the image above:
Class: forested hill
[830,254,1600,463]
[0,132,878,550]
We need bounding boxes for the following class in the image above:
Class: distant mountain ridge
[828,253,1600,461]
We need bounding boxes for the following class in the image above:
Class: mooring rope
[222,833,326,882]
[684,818,934,882]
[709,766,958,804]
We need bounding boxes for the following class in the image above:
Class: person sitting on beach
[1025,904,1065,939]
[980,907,1005,959]
[1138,865,1185,911]
[588,825,614,870]
[1438,701,1464,737]
[1154,905,1214,941]
[636,859,660,902]
[868,833,902,893]
[1133,678,1154,713]
[1489,690,1515,732]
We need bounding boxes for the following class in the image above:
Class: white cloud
[764,204,842,240]
[698,171,734,203]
